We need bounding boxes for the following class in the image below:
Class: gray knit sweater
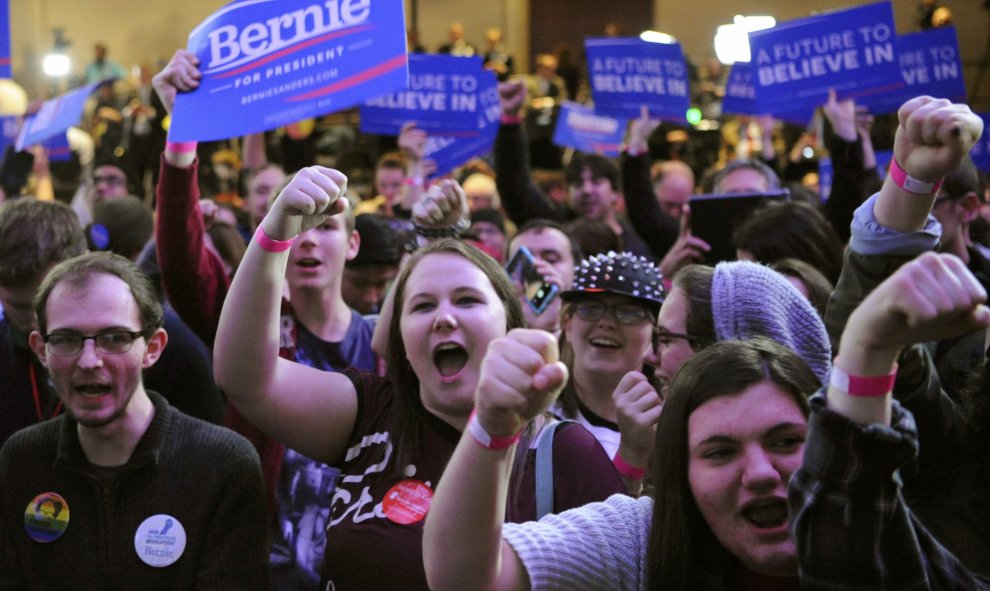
[503,493,651,590]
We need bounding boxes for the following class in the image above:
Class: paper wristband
[165,141,198,154]
[467,410,522,450]
[254,226,296,253]
[500,113,522,125]
[830,364,897,398]
[612,452,646,480]
[403,177,424,187]
[889,159,944,195]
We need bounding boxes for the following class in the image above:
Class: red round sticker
[382,479,433,525]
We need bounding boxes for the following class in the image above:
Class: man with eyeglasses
[0,251,268,588]
[927,155,990,400]
[70,159,130,227]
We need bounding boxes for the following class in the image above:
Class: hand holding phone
[506,245,560,315]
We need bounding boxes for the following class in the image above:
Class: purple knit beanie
[711,260,831,384]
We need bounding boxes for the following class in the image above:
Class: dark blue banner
[422,70,499,177]
[818,156,832,201]
[585,37,690,121]
[0,1,10,78]
[972,114,990,174]
[858,27,966,115]
[720,63,815,125]
[552,101,625,157]
[360,55,490,134]
[170,0,409,142]
[749,1,902,115]
[0,115,16,153]
[16,82,100,150]
[42,132,72,162]
[721,64,756,117]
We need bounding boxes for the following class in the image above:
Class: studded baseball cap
[561,251,665,313]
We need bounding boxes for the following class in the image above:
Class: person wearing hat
[469,208,508,263]
[610,260,831,496]
[341,214,403,315]
[553,251,665,465]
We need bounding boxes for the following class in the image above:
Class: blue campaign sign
[749,1,902,115]
[170,0,409,142]
[0,115,17,153]
[818,156,832,201]
[360,54,490,134]
[721,64,756,117]
[859,27,966,115]
[42,132,72,162]
[16,82,100,150]
[720,64,815,125]
[552,101,626,157]
[0,0,10,78]
[423,70,499,177]
[971,114,990,174]
[585,37,690,121]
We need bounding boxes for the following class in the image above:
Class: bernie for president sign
[170,0,408,142]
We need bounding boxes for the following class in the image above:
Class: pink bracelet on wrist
[166,140,198,154]
[830,363,897,398]
[500,113,522,125]
[466,410,523,450]
[254,226,297,253]
[889,158,944,195]
[612,452,646,480]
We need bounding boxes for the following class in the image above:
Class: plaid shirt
[789,394,990,591]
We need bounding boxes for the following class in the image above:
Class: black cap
[561,251,665,313]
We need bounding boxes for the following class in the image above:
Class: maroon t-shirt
[321,370,624,590]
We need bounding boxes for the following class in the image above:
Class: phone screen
[506,246,560,315]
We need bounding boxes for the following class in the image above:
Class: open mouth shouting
[433,342,468,382]
[740,497,790,536]
[75,382,113,398]
[295,257,322,269]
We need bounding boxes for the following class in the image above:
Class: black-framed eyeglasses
[572,301,652,326]
[652,329,698,353]
[43,331,145,356]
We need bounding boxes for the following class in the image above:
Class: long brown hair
[384,239,525,474]
[645,338,818,590]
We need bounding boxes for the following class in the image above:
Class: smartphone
[505,245,560,315]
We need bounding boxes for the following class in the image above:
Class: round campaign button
[381,479,433,525]
[134,514,187,567]
[24,492,70,543]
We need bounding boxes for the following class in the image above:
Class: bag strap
[535,418,574,520]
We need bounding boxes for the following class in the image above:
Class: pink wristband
[889,159,944,195]
[466,410,522,450]
[166,140,198,154]
[254,226,296,253]
[612,452,646,480]
[500,113,522,125]
[830,363,897,398]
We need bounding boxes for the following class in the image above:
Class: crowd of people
[0,19,988,591]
